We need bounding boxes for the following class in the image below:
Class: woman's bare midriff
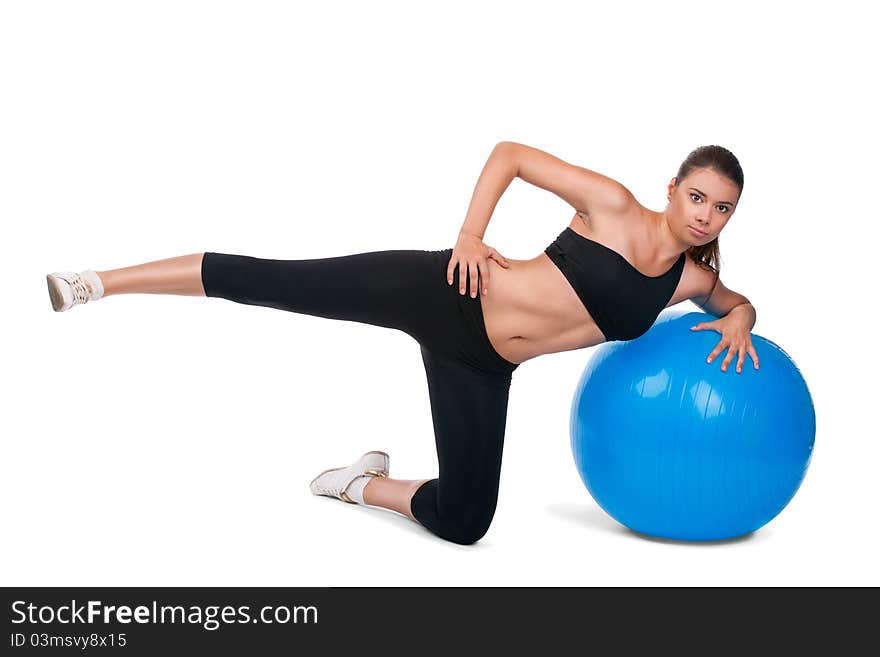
[480,253,606,365]
[479,216,610,365]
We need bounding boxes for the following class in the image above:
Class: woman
[46,141,760,546]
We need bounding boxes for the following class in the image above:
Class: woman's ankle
[363,477,431,520]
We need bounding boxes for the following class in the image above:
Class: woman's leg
[97,254,206,297]
[91,248,449,342]
[406,346,513,545]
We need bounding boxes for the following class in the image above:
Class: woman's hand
[447,231,510,297]
[690,307,760,373]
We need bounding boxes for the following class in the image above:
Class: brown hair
[675,145,744,285]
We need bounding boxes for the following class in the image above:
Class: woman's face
[666,167,740,244]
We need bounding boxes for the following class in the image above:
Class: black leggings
[201,248,519,545]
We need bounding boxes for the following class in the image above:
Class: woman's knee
[437,504,497,545]
[444,520,492,546]
[410,479,499,545]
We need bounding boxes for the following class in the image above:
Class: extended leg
[53,248,465,356]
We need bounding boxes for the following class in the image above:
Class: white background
[2,0,876,586]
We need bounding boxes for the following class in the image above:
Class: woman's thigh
[201,248,516,376]
[201,248,448,338]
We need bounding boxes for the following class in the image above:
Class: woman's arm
[458,141,635,238]
[448,144,518,297]
[688,268,760,373]
[458,143,519,239]
[507,141,635,218]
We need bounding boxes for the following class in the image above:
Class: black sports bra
[544,227,686,342]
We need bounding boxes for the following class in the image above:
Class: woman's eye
[691,194,728,214]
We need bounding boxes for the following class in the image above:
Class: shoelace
[313,469,354,498]
[62,274,92,305]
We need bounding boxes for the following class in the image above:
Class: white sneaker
[309,451,390,504]
[46,271,104,312]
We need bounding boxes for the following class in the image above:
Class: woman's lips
[688,225,707,237]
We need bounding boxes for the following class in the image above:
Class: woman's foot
[309,451,390,504]
[46,271,104,312]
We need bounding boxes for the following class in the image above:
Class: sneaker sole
[46,275,66,312]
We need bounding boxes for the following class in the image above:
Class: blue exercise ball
[570,310,815,541]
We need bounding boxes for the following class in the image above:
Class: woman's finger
[459,260,468,294]
[735,346,746,373]
[480,257,490,295]
[469,259,480,297]
[720,347,735,372]
[490,249,510,268]
[447,256,458,286]
[692,321,721,333]
[749,344,760,369]
[706,340,727,363]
